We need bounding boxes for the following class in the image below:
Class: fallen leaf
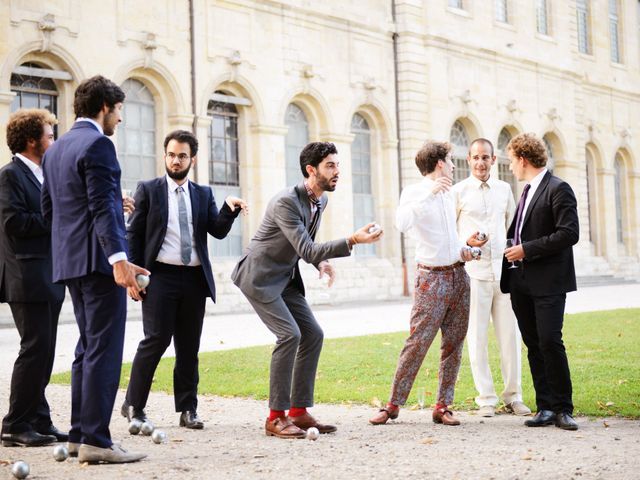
[371,397,382,408]
[605,401,615,407]
[171,438,184,442]
[420,437,437,444]
[603,420,609,428]
[521,455,532,460]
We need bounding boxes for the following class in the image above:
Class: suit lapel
[158,176,169,227]
[188,181,200,234]
[13,157,42,191]
[295,182,312,227]
[522,171,551,229]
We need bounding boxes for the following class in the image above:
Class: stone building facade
[1,0,638,315]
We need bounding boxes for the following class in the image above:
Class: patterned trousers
[389,263,470,407]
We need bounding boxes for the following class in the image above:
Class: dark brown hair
[415,140,451,175]
[6,108,57,154]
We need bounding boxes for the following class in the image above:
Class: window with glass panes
[609,0,621,63]
[351,114,375,256]
[614,155,625,244]
[208,95,242,257]
[10,63,58,135]
[496,0,508,22]
[577,0,591,54]
[497,128,517,199]
[449,0,464,8]
[450,121,470,183]
[536,0,549,35]
[118,79,156,192]
[284,104,309,186]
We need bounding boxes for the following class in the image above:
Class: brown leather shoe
[369,406,399,425]
[265,417,306,439]
[289,412,337,433]
[432,407,460,426]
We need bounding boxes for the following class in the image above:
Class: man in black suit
[0,109,66,447]
[122,130,246,429]
[502,132,579,431]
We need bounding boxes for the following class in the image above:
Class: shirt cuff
[108,252,128,265]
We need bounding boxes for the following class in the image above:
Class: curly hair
[6,108,58,154]
[299,142,338,178]
[74,75,125,119]
[507,133,547,168]
[415,140,451,175]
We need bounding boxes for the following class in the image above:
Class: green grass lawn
[52,308,640,418]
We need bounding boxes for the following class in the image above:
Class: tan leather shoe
[505,401,532,416]
[77,444,146,464]
[369,406,399,425]
[432,407,460,426]
[264,417,306,439]
[289,412,337,433]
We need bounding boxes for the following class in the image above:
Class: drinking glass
[416,387,426,410]
[505,238,518,269]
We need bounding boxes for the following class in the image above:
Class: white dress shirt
[452,175,516,281]
[75,117,104,135]
[396,177,465,267]
[156,175,201,266]
[517,168,547,240]
[15,153,44,184]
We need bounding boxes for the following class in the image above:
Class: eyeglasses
[165,152,191,162]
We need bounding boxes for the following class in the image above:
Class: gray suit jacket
[231,182,351,303]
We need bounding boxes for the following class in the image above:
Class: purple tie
[514,184,531,245]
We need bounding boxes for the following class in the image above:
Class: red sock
[386,402,399,411]
[268,409,286,421]
[288,407,307,417]
[435,403,446,411]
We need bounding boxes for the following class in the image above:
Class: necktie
[513,183,531,245]
[177,186,192,265]
[308,199,321,239]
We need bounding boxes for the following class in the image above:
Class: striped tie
[308,199,321,239]
[177,186,192,265]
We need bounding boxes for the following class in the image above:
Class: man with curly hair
[0,109,66,447]
[502,132,579,431]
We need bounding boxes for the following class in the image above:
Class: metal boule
[11,461,30,479]
[129,419,143,435]
[140,421,155,435]
[52,444,69,462]
[151,429,167,444]
[306,427,319,441]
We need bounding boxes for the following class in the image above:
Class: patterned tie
[308,199,321,239]
[513,183,531,245]
[177,186,192,265]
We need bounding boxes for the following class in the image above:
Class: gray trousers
[244,284,324,410]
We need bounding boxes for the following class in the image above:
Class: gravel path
[1,385,638,479]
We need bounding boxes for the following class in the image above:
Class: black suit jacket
[0,157,65,303]
[127,176,239,301]
[500,171,579,296]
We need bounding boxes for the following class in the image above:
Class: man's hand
[505,244,525,262]
[351,222,383,245]
[122,195,135,215]
[466,232,488,248]
[226,196,249,216]
[318,261,335,288]
[431,177,452,194]
[460,247,474,262]
[113,260,150,301]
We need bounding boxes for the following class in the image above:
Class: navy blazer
[127,176,239,301]
[500,171,579,296]
[0,157,65,302]
[41,122,128,283]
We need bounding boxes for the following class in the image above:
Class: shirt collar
[15,153,43,180]
[166,174,189,194]
[75,117,104,135]
[303,181,320,205]
[528,168,548,190]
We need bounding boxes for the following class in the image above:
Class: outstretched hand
[318,261,335,288]
[226,196,249,216]
[351,222,384,245]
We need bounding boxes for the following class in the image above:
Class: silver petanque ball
[368,223,381,234]
[306,427,320,441]
[52,444,69,462]
[470,247,482,259]
[11,461,29,479]
[140,421,155,436]
[136,274,150,288]
[128,419,143,435]
[151,429,167,444]
[476,232,487,241]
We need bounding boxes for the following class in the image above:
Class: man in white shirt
[451,138,531,418]
[369,140,483,427]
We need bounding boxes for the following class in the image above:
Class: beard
[316,172,338,192]
[166,163,191,181]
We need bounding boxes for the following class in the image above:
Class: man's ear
[305,164,315,177]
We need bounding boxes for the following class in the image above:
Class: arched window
[351,114,375,256]
[449,120,470,183]
[497,128,517,198]
[284,104,309,185]
[208,93,242,257]
[118,79,156,192]
[585,148,598,248]
[542,135,556,173]
[11,62,59,135]
[614,154,625,245]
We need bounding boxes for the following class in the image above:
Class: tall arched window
[351,114,375,256]
[585,148,598,248]
[284,104,309,186]
[497,128,517,198]
[542,135,556,173]
[11,62,59,135]
[208,93,242,257]
[118,79,156,192]
[450,120,470,183]
[614,154,625,245]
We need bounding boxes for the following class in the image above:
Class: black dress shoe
[555,412,579,430]
[524,409,555,427]
[36,425,69,442]
[179,411,204,429]
[121,400,148,422]
[1,431,57,447]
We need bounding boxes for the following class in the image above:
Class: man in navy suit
[121,130,246,429]
[0,109,66,447]
[502,132,579,431]
[41,75,149,463]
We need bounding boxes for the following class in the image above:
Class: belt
[417,261,464,272]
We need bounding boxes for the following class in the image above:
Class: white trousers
[467,277,523,407]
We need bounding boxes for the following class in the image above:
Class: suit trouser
[67,274,126,449]
[509,270,573,414]
[466,277,523,407]
[126,263,207,412]
[243,284,323,411]
[389,264,470,407]
[1,300,63,434]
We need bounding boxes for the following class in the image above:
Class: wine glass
[416,387,426,410]
[505,238,518,269]
[122,188,133,226]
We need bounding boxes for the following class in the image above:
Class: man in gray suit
[232,141,382,439]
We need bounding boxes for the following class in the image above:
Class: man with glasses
[121,130,247,430]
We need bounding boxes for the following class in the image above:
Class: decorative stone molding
[586,121,600,143]
[227,50,242,66]
[38,14,57,52]
[0,92,17,106]
[546,107,560,122]
[250,124,289,136]
[143,32,158,68]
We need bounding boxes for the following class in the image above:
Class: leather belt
[417,261,464,272]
